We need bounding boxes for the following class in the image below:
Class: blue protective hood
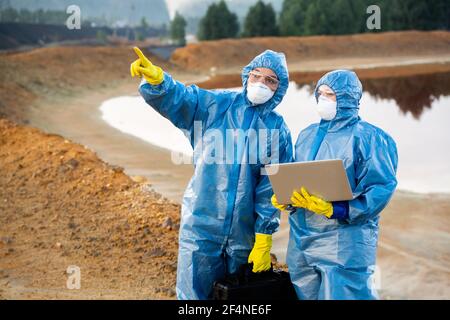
[241,50,289,114]
[314,70,363,131]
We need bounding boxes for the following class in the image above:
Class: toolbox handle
[238,263,274,283]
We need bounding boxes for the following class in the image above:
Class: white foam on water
[99,95,193,156]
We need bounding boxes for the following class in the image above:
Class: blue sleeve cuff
[286,205,296,213]
[331,201,349,219]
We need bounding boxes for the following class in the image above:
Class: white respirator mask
[317,95,337,120]
[247,82,275,105]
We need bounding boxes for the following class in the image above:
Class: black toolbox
[213,263,298,300]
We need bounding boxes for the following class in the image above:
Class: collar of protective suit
[314,69,363,132]
[241,50,289,117]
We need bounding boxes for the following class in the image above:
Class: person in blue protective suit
[130,47,293,299]
[272,70,398,300]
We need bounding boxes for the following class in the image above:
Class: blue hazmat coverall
[139,50,293,299]
[287,70,398,300]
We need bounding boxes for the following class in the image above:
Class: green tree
[170,11,187,46]
[45,10,67,25]
[135,31,145,41]
[351,0,373,33]
[386,0,449,31]
[242,0,278,37]
[0,8,19,22]
[386,0,413,30]
[34,9,45,24]
[329,0,359,35]
[427,0,450,30]
[366,0,449,32]
[18,9,33,23]
[197,0,239,40]
[140,17,149,29]
[96,30,108,43]
[279,0,309,36]
[303,1,329,35]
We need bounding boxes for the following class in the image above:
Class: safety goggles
[317,85,336,101]
[248,70,279,91]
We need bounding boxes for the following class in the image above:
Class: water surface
[100,72,450,193]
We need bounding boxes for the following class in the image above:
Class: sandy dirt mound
[0,46,170,125]
[172,31,450,72]
[0,119,180,299]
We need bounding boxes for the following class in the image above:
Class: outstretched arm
[139,74,206,133]
[131,47,218,134]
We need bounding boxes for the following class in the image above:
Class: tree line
[0,7,69,25]
[189,0,449,41]
[1,1,448,45]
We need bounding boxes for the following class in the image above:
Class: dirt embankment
[0,46,188,299]
[0,46,172,125]
[172,31,450,73]
[0,119,180,299]
[172,31,450,89]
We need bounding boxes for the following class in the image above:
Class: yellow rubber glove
[248,233,272,273]
[291,187,333,218]
[130,47,164,85]
[271,194,287,211]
